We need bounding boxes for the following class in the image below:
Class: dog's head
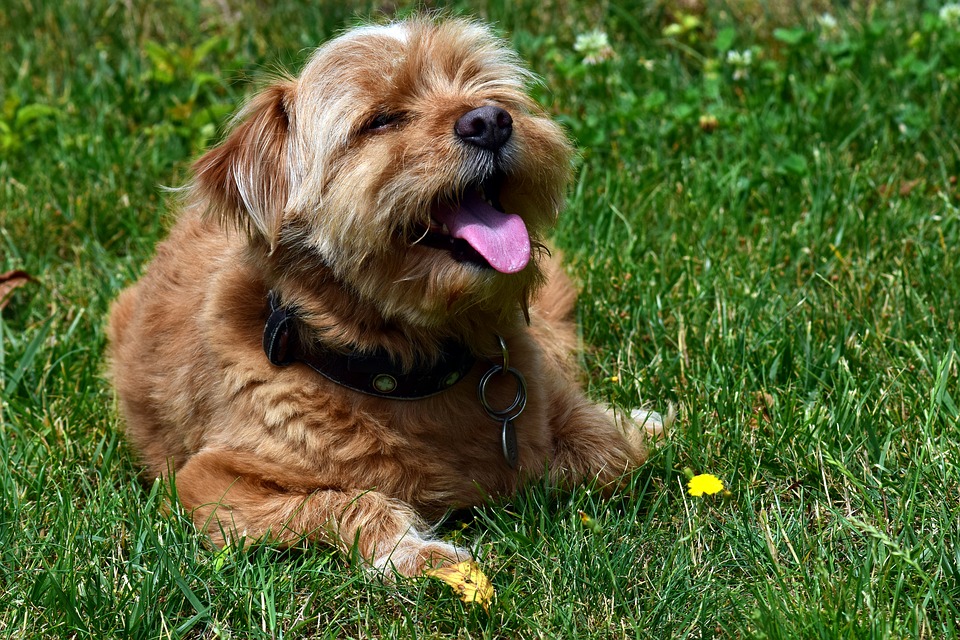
[191,17,573,331]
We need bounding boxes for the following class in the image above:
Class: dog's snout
[455,105,513,151]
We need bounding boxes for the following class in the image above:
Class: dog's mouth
[413,175,531,274]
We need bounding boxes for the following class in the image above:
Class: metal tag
[501,419,518,469]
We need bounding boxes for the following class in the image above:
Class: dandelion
[574,30,615,65]
[426,561,495,611]
[725,49,753,80]
[687,473,725,497]
[578,509,602,533]
[941,3,960,29]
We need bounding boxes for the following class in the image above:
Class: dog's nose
[455,105,513,151]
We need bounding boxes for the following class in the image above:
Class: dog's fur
[107,16,666,577]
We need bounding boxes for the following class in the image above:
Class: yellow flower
[425,561,494,611]
[687,473,724,496]
[578,509,602,533]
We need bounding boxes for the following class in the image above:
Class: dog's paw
[629,405,674,440]
[371,533,473,580]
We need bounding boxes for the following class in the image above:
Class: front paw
[371,534,473,579]
[629,405,674,440]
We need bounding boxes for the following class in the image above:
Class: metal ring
[497,334,509,372]
[478,365,527,421]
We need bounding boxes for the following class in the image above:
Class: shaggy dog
[108,16,667,577]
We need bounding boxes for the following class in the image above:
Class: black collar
[262,291,476,400]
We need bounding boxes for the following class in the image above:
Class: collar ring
[478,365,527,422]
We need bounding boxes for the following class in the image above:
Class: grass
[2,0,959,637]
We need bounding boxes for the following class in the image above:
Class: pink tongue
[436,193,530,274]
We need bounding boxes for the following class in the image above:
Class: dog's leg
[171,449,471,577]
[546,390,670,489]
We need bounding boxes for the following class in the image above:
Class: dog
[107,16,668,578]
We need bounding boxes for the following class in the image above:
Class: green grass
[2,0,959,637]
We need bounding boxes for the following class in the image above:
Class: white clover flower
[817,13,837,29]
[817,12,838,31]
[725,49,753,80]
[574,30,615,65]
[725,49,752,66]
[817,12,841,41]
[941,3,960,29]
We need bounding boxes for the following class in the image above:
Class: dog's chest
[273,372,554,504]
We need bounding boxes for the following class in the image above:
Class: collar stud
[373,374,398,394]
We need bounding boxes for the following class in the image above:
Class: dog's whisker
[410,226,431,245]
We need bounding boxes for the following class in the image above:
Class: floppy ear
[192,81,294,247]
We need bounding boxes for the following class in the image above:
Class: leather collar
[262,291,476,400]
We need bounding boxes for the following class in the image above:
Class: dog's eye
[368,113,401,131]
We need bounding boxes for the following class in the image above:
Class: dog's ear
[192,82,294,247]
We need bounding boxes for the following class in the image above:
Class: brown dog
[108,16,667,577]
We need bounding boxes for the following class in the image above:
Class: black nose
[455,105,513,151]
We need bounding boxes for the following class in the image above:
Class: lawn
[2,0,959,637]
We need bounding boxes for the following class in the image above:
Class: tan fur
[107,16,667,577]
